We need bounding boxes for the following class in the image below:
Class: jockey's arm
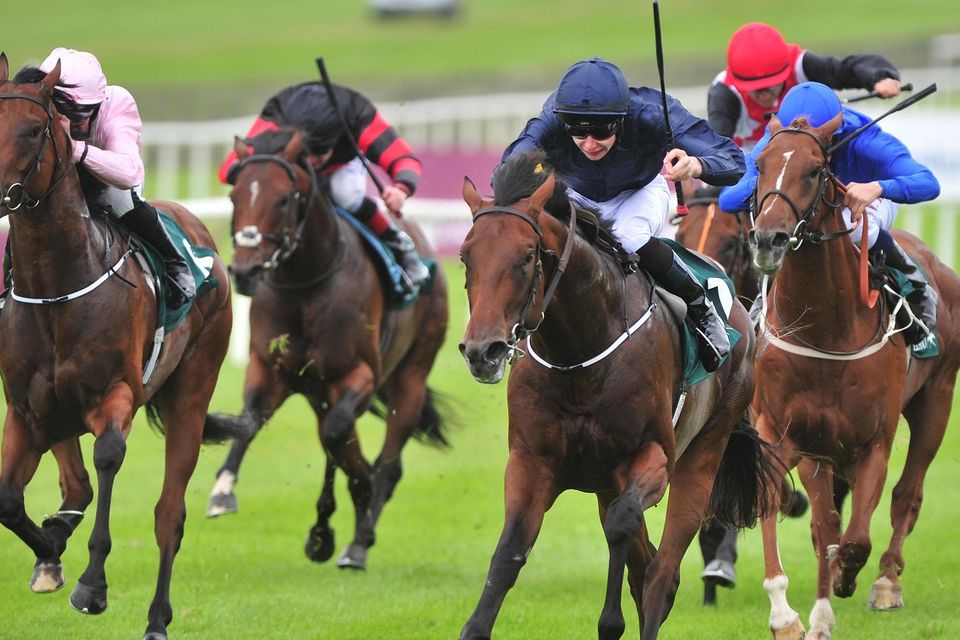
[74,88,145,190]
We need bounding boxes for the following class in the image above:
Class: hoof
[807,627,831,640]
[206,492,238,518]
[783,490,809,519]
[69,581,108,615]
[304,525,335,563]
[30,561,65,593]
[771,617,805,640]
[143,632,168,640]
[336,543,368,570]
[868,576,903,611]
[702,559,736,588]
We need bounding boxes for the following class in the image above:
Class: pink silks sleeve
[74,85,145,190]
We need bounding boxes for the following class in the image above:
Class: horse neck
[531,222,627,360]
[770,207,874,342]
[8,173,104,294]
[272,196,344,281]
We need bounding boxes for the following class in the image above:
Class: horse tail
[143,403,253,444]
[706,413,785,529]
[412,387,453,449]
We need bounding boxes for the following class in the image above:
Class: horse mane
[491,150,570,216]
[247,127,307,157]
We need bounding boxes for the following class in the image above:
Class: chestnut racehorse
[749,113,960,639]
[207,129,449,570]
[458,151,776,639]
[0,55,236,640]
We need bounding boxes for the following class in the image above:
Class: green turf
[0,259,959,639]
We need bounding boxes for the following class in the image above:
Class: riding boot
[119,201,196,310]
[658,254,731,372]
[380,217,429,290]
[872,235,937,343]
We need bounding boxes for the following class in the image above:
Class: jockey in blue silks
[502,58,746,371]
[719,81,941,343]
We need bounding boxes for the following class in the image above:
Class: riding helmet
[39,48,108,105]
[776,82,842,128]
[726,23,791,91]
[553,58,630,116]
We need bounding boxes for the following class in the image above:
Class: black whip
[828,83,936,156]
[843,82,913,104]
[652,0,687,215]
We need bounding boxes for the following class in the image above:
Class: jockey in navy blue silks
[719,81,941,343]
[502,57,746,372]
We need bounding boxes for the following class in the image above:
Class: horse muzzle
[459,338,510,384]
[229,263,264,297]
[748,229,791,276]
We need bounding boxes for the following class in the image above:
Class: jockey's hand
[57,115,86,164]
[873,78,901,99]
[845,181,883,222]
[662,149,702,182]
[381,185,408,215]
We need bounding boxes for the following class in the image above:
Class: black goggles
[559,115,622,140]
[65,103,100,123]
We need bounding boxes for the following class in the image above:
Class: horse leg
[757,417,806,640]
[460,453,557,640]
[871,381,953,610]
[599,440,668,640]
[207,354,287,517]
[320,363,376,569]
[795,457,841,640]
[834,434,892,600]
[597,490,657,631]
[70,385,134,616]
[31,439,94,593]
[304,454,338,563]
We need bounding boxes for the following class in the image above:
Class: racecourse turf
[0,259,959,639]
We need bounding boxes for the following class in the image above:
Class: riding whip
[315,57,387,194]
[652,0,688,215]
[843,82,913,104]
[828,83,936,155]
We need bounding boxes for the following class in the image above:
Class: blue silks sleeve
[718,130,769,212]
[845,127,940,204]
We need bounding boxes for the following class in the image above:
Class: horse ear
[283,130,305,160]
[462,176,483,215]
[234,136,250,160]
[0,52,8,83]
[528,173,556,214]
[768,115,783,136]
[813,111,844,142]
[40,60,61,95]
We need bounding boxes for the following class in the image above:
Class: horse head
[228,128,318,295]
[458,154,559,383]
[0,54,73,216]
[748,112,844,276]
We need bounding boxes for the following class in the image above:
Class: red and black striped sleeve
[343,89,422,195]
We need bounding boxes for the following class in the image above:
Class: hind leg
[871,379,954,610]
[207,352,289,517]
[31,439,93,593]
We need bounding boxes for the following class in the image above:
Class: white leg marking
[765,574,801,630]
[211,470,237,497]
[809,597,836,635]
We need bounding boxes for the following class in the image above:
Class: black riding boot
[660,256,731,371]
[120,201,196,309]
[874,236,937,343]
[380,218,429,290]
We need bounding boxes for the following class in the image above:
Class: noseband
[470,202,577,358]
[231,153,320,270]
[0,92,72,211]
[751,126,851,249]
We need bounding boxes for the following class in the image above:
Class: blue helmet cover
[776,81,842,128]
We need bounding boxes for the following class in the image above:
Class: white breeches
[566,174,670,252]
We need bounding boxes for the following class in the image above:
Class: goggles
[65,103,100,123]
[559,114,623,140]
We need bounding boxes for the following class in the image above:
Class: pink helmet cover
[39,47,108,105]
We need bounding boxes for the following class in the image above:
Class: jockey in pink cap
[35,47,195,309]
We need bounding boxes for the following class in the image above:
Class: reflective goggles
[65,103,100,123]
[559,114,623,140]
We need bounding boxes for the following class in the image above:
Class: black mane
[248,127,305,156]
[491,150,570,216]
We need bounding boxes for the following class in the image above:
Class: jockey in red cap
[708,22,903,151]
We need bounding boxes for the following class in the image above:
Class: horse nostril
[484,341,510,364]
[772,233,791,250]
[748,230,758,247]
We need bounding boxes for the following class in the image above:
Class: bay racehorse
[207,129,449,570]
[458,151,777,639]
[749,113,960,639]
[0,55,237,640]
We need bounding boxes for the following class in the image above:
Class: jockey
[38,48,196,310]
[709,22,902,151]
[719,81,941,343]
[218,81,429,289]
[502,58,746,372]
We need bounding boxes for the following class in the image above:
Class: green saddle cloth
[660,239,743,386]
[886,267,940,359]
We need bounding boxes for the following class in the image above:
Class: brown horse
[458,151,776,639]
[675,185,758,302]
[749,114,960,639]
[206,129,449,570]
[0,55,236,640]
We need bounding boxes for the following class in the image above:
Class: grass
[1,259,959,639]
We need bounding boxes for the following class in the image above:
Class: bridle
[470,201,577,360]
[751,125,853,250]
[0,91,72,211]
[230,153,329,274]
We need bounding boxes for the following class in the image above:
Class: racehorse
[749,113,960,639]
[675,185,758,302]
[457,151,777,639]
[207,128,449,570]
[0,55,236,640]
